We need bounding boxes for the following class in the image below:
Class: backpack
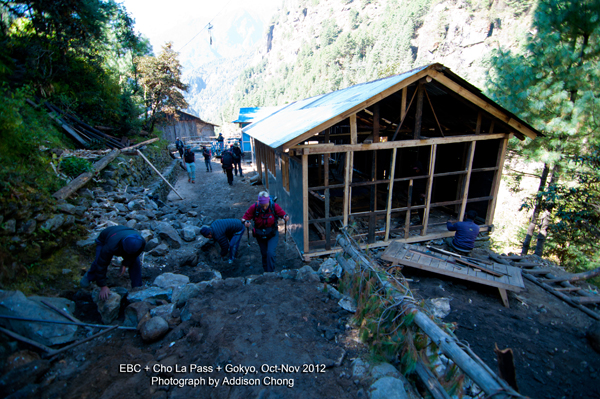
[184,149,195,163]
[252,200,278,240]
[221,150,233,168]
[232,146,242,161]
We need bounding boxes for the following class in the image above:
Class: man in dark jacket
[217,133,224,151]
[200,219,245,264]
[175,137,184,159]
[80,225,146,300]
[221,148,234,185]
[446,210,480,253]
[202,145,212,172]
[231,143,243,177]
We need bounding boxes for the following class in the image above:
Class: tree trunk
[534,164,560,256]
[521,163,549,255]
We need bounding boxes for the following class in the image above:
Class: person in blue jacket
[446,210,480,253]
[200,219,245,264]
[80,226,146,300]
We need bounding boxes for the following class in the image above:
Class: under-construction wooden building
[243,64,541,260]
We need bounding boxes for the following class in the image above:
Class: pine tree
[487,0,600,266]
[137,42,189,133]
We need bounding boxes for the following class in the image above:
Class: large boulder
[0,291,77,346]
[172,284,202,307]
[369,376,407,399]
[124,302,151,328]
[92,289,122,324]
[128,287,173,303]
[296,266,320,282]
[153,273,189,289]
[156,222,182,249]
[150,303,175,320]
[140,316,169,342]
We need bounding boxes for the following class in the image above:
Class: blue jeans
[229,230,243,261]
[205,158,212,171]
[233,160,243,176]
[186,162,196,181]
[256,230,279,272]
[88,242,142,287]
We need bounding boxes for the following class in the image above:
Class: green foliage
[486,0,600,268]
[59,157,93,178]
[137,42,189,133]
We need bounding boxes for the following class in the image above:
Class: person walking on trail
[202,145,212,172]
[221,147,235,185]
[183,144,197,183]
[232,142,244,177]
[80,225,146,300]
[175,137,184,159]
[242,192,290,273]
[200,219,245,264]
[217,133,224,151]
[446,210,480,254]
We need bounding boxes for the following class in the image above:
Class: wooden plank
[421,144,437,236]
[429,71,538,139]
[405,179,413,239]
[524,269,554,275]
[498,288,510,308]
[385,148,398,241]
[350,113,358,145]
[324,151,331,250]
[401,87,407,121]
[475,111,482,134]
[458,141,476,220]
[291,133,509,155]
[486,136,508,225]
[303,153,309,254]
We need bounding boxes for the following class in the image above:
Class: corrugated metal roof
[232,106,285,124]
[242,66,430,148]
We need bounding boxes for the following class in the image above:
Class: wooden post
[256,141,263,183]
[343,151,352,226]
[405,180,413,239]
[421,144,437,235]
[413,82,424,139]
[324,128,331,249]
[369,105,380,243]
[459,142,476,220]
[486,136,509,225]
[350,114,358,145]
[401,87,407,121]
[385,148,398,241]
[136,150,184,200]
[475,111,482,134]
[302,152,309,254]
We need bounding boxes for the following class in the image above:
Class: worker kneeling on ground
[200,219,245,264]
[242,192,290,273]
[446,210,480,254]
[81,225,146,300]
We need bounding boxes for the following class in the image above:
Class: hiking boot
[192,180,195,183]
[188,178,191,183]
[80,272,90,288]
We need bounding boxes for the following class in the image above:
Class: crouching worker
[446,210,480,254]
[80,226,146,300]
[242,192,290,273]
[200,219,244,264]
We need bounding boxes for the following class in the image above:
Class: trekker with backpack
[241,192,290,273]
[202,145,212,172]
[183,144,197,183]
[221,147,234,185]
[175,137,184,159]
[199,219,244,264]
[232,142,243,176]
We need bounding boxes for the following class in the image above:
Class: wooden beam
[421,144,437,235]
[413,82,425,139]
[324,152,331,250]
[136,150,184,200]
[290,133,508,155]
[429,71,537,139]
[475,111,482,134]
[343,151,353,226]
[120,137,159,152]
[405,179,413,239]
[385,148,398,241]
[52,150,121,200]
[282,68,434,149]
[350,114,358,144]
[302,153,309,254]
[401,87,407,121]
[459,142,476,220]
[486,136,508,225]
[369,105,380,243]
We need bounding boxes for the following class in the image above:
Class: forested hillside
[221,0,535,118]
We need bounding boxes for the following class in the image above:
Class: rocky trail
[1,156,600,399]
